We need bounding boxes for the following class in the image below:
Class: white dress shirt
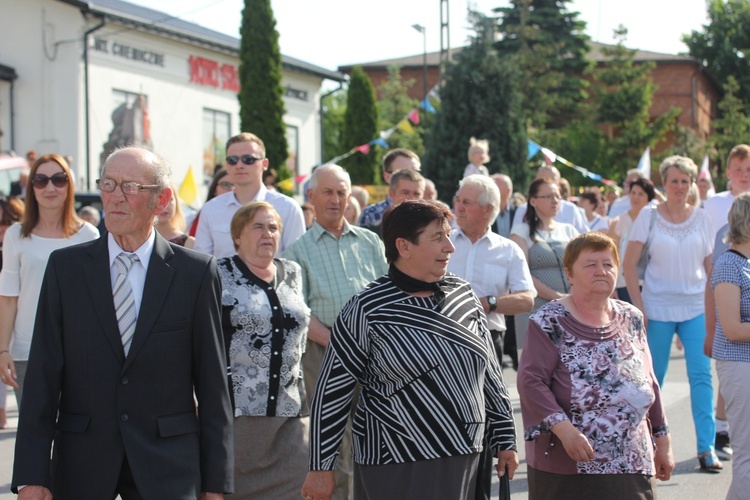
[108,231,156,318]
[193,186,305,259]
[448,227,536,331]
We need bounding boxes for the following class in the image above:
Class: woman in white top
[0,154,99,404]
[511,178,579,348]
[623,155,720,472]
[608,178,656,303]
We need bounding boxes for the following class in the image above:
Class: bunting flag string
[528,139,621,191]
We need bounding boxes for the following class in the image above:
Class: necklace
[663,203,689,224]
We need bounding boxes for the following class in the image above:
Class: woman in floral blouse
[218,201,310,499]
[518,232,673,500]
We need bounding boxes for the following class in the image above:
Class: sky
[125,0,710,71]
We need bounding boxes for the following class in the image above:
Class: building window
[203,108,230,178]
[285,124,298,178]
[100,90,150,166]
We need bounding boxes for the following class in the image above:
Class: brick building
[339,41,721,151]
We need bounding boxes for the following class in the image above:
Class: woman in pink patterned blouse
[518,232,674,499]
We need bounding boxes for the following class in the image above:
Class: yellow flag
[397,119,414,134]
[277,177,295,192]
[179,166,198,205]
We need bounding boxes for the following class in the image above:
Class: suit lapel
[84,237,127,364]
[123,234,175,371]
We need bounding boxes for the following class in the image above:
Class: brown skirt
[353,453,480,500]
[233,415,309,500]
[527,466,657,500]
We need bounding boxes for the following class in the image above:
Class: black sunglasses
[226,155,264,166]
[32,172,69,189]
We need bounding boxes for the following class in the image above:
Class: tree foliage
[494,0,591,130]
[425,12,527,201]
[322,89,348,162]
[377,66,424,160]
[683,0,750,109]
[237,0,288,176]
[587,27,679,180]
[341,66,379,184]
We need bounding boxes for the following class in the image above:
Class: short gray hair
[726,192,750,245]
[659,155,697,184]
[458,174,501,221]
[309,164,351,192]
[101,147,172,207]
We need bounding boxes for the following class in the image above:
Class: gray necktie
[113,253,139,356]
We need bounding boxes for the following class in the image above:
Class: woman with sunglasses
[0,154,99,404]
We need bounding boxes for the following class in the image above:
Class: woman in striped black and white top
[301,200,518,500]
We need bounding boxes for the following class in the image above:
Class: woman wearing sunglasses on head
[0,154,99,404]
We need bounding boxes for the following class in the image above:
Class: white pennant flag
[636,147,651,180]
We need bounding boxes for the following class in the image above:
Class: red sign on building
[189,55,239,92]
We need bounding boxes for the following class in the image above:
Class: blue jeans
[647,315,715,454]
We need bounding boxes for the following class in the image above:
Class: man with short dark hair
[12,147,233,499]
[194,132,305,257]
[358,148,421,233]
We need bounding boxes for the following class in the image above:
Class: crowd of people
[0,135,748,500]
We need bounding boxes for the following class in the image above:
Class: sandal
[698,451,723,473]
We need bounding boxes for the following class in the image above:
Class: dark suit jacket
[12,234,234,499]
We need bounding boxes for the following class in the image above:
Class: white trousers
[717,360,750,500]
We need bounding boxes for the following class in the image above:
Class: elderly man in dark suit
[12,147,233,499]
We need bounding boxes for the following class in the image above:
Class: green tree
[377,65,424,159]
[494,0,591,130]
[237,0,288,177]
[589,26,679,181]
[341,66,379,184]
[710,76,750,189]
[322,89,348,162]
[683,0,750,108]
[425,12,527,201]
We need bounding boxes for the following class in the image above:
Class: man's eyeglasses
[226,155,264,166]
[97,178,160,195]
[217,181,234,189]
[31,173,69,189]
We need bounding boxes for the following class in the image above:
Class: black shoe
[715,431,733,461]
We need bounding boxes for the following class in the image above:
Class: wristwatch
[486,295,497,312]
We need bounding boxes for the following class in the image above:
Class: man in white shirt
[704,144,750,239]
[194,133,305,258]
[512,165,589,233]
[448,174,535,500]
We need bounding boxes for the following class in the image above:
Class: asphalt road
[0,342,733,499]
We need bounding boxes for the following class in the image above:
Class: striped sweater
[309,274,517,469]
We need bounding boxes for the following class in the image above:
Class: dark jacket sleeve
[11,253,65,492]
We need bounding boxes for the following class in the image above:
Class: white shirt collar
[108,230,156,272]
[223,184,269,207]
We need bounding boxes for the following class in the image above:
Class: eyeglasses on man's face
[97,178,160,195]
[226,155,264,166]
[32,172,69,189]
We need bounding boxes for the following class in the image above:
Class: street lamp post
[412,24,427,101]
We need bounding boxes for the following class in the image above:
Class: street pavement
[0,342,734,499]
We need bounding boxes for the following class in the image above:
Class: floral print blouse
[218,256,310,418]
[517,300,668,475]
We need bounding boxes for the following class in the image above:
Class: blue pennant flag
[419,98,436,114]
[527,140,541,160]
[370,138,389,148]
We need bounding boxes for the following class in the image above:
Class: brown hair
[225,132,265,157]
[382,199,453,264]
[727,144,750,169]
[21,154,80,238]
[382,148,420,173]
[230,201,282,250]
[0,196,24,226]
[523,178,557,243]
[562,232,620,272]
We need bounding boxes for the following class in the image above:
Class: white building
[0,0,345,200]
